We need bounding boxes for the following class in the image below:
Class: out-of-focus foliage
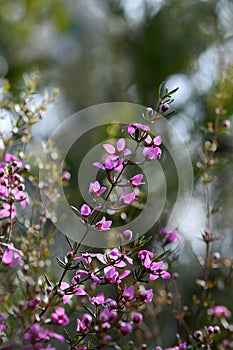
[0,0,232,109]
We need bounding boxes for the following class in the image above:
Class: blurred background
[1,0,233,347]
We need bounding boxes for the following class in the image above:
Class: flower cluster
[72,122,162,233]
[1,74,233,350]
[0,154,29,220]
[58,244,168,347]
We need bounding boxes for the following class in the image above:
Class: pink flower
[89,181,106,196]
[100,308,117,322]
[60,282,73,304]
[62,171,71,181]
[123,229,133,240]
[13,189,28,208]
[138,250,154,260]
[71,204,92,217]
[91,247,133,268]
[0,242,23,266]
[222,119,231,128]
[123,285,135,302]
[119,321,132,335]
[51,307,69,326]
[108,247,133,267]
[4,154,23,168]
[89,292,105,305]
[143,255,170,280]
[93,157,124,172]
[129,174,144,187]
[104,266,130,284]
[95,216,112,231]
[158,228,184,245]
[143,135,162,161]
[120,187,136,205]
[142,146,162,160]
[210,305,232,318]
[139,288,153,303]
[122,123,150,136]
[103,138,131,157]
[77,314,92,333]
[60,282,86,304]
[0,203,17,219]
[28,296,40,309]
[146,107,154,116]
[23,324,64,343]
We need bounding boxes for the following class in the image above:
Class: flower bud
[222,120,231,128]
[161,103,169,112]
[119,321,132,335]
[123,229,133,240]
[131,312,143,324]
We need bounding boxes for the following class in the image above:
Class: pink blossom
[89,292,105,305]
[123,285,135,302]
[104,266,118,284]
[138,250,154,260]
[4,154,23,168]
[71,204,92,217]
[146,107,154,116]
[28,296,41,309]
[91,248,132,268]
[77,314,92,333]
[13,189,28,208]
[222,119,231,128]
[142,145,162,160]
[93,157,124,172]
[100,308,117,322]
[108,247,133,267]
[120,187,136,205]
[60,282,73,304]
[0,242,23,266]
[119,321,132,335]
[60,281,86,304]
[158,228,184,245]
[62,171,71,181]
[122,123,150,136]
[123,229,133,240]
[143,134,162,161]
[23,324,64,343]
[129,174,144,187]
[210,305,232,318]
[104,266,130,284]
[143,255,170,280]
[89,181,106,196]
[51,307,69,326]
[0,203,17,219]
[139,288,153,303]
[95,216,112,230]
[103,138,131,157]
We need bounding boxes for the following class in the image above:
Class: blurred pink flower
[51,307,69,326]
[0,242,23,266]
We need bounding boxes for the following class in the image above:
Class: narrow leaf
[169,87,179,95]
[44,274,52,287]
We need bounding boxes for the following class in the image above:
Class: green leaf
[158,81,165,98]
[44,274,52,287]
[56,257,67,269]
[65,235,73,249]
[169,87,179,95]
[64,328,72,344]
